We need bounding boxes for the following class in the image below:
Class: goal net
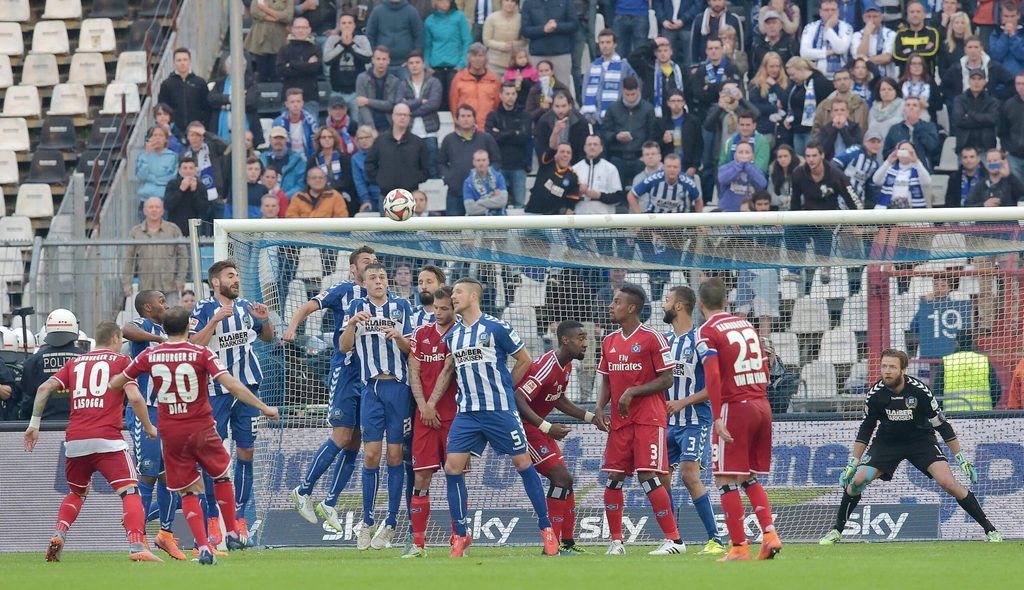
[216,209,1024,546]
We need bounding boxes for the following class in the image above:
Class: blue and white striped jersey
[189,297,264,395]
[632,170,701,214]
[344,296,414,382]
[128,317,165,406]
[411,305,436,329]
[444,315,525,412]
[665,327,712,427]
[832,145,881,203]
[315,280,365,364]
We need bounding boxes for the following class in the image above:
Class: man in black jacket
[157,48,209,130]
[657,89,702,177]
[365,103,429,199]
[163,157,211,234]
[439,104,502,216]
[998,71,1024,180]
[0,355,19,421]
[952,69,1000,152]
[486,83,532,208]
[183,122,230,223]
[18,309,87,421]
[276,17,323,114]
[752,10,799,66]
[967,148,1024,207]
[944,146,985,207]
[599,76,658,189]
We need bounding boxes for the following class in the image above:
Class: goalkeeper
[820,349,1002,544]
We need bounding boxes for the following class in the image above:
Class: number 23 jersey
[697,312,769,404]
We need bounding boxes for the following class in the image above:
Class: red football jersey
[122,341,228,438]
[697,312,769,412]
[411,323,457,422]
[52,350,134,443]
[516,350,572,419]
[597,324,675,430]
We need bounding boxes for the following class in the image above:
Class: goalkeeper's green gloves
[955,452,978,485]
[839,456,859,489]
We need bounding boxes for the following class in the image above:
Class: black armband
[935,420,957,443]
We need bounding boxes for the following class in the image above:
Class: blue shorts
[447,410,528,457]
[210,386,260,449]
[125,405,162,478]
[667,423,711,468]
[360,378,412,444]
[328,361,363,428]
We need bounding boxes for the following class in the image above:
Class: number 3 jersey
[122,341,229,437]
[51,349,136,457]
[189,297,264,395]
[697,312,769,406]
[597,324,675,430]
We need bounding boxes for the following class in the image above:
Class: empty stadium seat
[888,292,917,352]
[0,54,11,89]
[501,306,544,356]
[87,115,124,149]
[14,184,54,218]
[512,272,546,307]
[1,85,41,118]
[32,20,71,55]
[623,272,653,300]
[89,0,128,19]
[0,117,29,151]
[37,116,77,151]
[69,51,108,86]
[43,0,83,20]
[295,248,324,280]
[124,19,161,52]
[139,0,175,18]
[284,279,308,319]
[789,297,830,334]
[768,332,800,365]
[256,82,284,116]
[26,150,66,185]
[0,248,22,282]
[99,82,140,114]
[809,266,850,299]
[0,215,33,243]
[114,51,146,84]
[47,82,88,116]
[20,53,60,87]
[0,0,30,22]
[0,150,16,185]
[799,361,839,400]
[819,329,859,365]
[76,149,115,182]
[78,19,117,53]
[840,291,867,330]
[0,22,24,57]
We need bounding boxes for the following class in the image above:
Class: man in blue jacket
[522,0,580,98]
[367,0,424,79]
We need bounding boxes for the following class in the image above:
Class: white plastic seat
[77,18,116,53]
[0,248,22,282]
[768,332,800,365]
[99,82,140,114]
[0,23,24,57]
[14,184,54,218]
[114,51,146,84]
[779,277,801,301]
[20,53,60,87]
[512,272,546,307]
[320,272,345,291]
[418,178,446,211]
[501,306,544,357]
[0,187,4,216]
[0,0,31,22]
[623,272,653,301]
[47,83,88,116]
[295,247,324,280]
[0,150,16,184]
[69,51,108,86]
[283,279,307,320]
[819,329,858,365]
[42,0,83,20]
[0,54,12,89]
[808,266,850,299]
[789,297,830,334]
[0,215,33,243]
[31,20,71,55]
[840,291,867,330]
[0,118,29,151]
[888,292,917,352]
[799,361,839,400]
[1,85,40,118]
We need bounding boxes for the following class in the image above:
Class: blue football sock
[235,458,253,515]
[157,480,177,531]
[325,448,359,507]
[517,465,552,530]
[300,439,342,496]
[404,462,414,522]
[202,471,219,518]
[139,480,155,521]
[362,467,379,526]
[385,464,404,527]
[693,492,721,542]
[445,473,468,537]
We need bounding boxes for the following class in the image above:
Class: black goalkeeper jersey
[856,375,954,446]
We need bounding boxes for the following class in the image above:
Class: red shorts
[713,398,773,476]
[602,423,668,476]
[65,449,138,495]
[161,424,232,491]
[524,422,565,477]
[411,419,452,472]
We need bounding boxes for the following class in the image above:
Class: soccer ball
[383,188,416,221]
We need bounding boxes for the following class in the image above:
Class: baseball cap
[969,68,987,79]
[44,308,80,346]
[269,126,288,139]
[865,128,884,141]
[862,1,880,12]
[762,10,783,20]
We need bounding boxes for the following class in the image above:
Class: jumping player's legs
[298,362,360,503]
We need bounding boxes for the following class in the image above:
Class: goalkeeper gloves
[839,456,859,489]
[955,452,978,485]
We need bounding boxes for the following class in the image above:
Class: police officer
[18,309,87,420]
[933,333,1001,413]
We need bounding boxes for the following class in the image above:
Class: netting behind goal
[222,212,1024,545]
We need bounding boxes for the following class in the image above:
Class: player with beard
[412,265,446,327]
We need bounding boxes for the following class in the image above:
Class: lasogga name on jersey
[454,347,485,365]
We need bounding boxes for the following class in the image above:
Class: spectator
[260,165,291,216]
[601,76,657,188]
[607,0,650,58]
[719,111,771,173]
[152,103,187,155]
[811,67,869,137]
[768,143,800,208]
[884,96,941,171]
[180,289,197,312]
[757,0,801,37]
[833,128,884,207]
[763,335,799,414]
[425,0,472,110]
[689,36,743,123]
[411,189,435,216]
[938,11,973,74]
[273,88,321,159]
[717,142,768,212]
[718,24,749,79]
[656,0,702,67]
[463,149,509,215]
[850,57,876,106]
[324,11,372,115]
[801,0,853,81]
[352,125,382,210]
[393,262,415,299]
[933,334,1001,412]
[702,82,759,199]
[502,48,538,108]
[953,68,1001,152]
[657,90,702,176]
[627,153,701,213]
[365,104,430,197]
[449,43,502,130]
[872,141,932,208]
[295,0,337,35]
[260,193,282,218]
[734,193,781,336]
[324,100,358,154]
[944,145,985,207]
[308,126,358,211]
[851,2,897,79]
[901,53,944,122]
[634,140,664,195]
[287,167,351,217]
[261,126,307,196]
[525,59,570,121]
[690,0,743,63]
[748,51,790,140]
[785,57,834,156]
[533,90,589,163]
[581,29,638,125]
[486,82,532,207]
[1006,356,1024,409]
[135,127,179,205]
[367,0,424,78]
[752,9,800,67]
[396,50,443,177]
[164,157,211,233]
[627,37,683,119]
[355,46,400,131]
[520,0,579,98]
[989,1,1024,75]
[975,0,1003,44]
[894,1,941,75]
[967,147,1024,206]
[818,100,864,161]
[245,0,295,82]
[208,55,263,146]
[999,71,1024,179]
[930,0,961,30]
[225,157,271,218]
[941,36,1013,112]
[440,104,502,215]
[868,77,905,142]
[483,0,523,76]
[17,310,86,421]
[158,48,210,131]
[525,117,581,214]
[123,198,188,300]
[908,274,973,361]
[572,134,624,216]
[183,122,229,222]
[276,17,323,113]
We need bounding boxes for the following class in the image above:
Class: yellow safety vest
[941,351,992,412]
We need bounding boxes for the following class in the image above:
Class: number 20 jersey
[697,312,769,404]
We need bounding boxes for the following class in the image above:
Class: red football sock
[546,496,567,540]
[121,492,147,545]
[55,493,84,534]
[181,494,210,551]
[743,481,776,534]
[604,487,624,541]
[563,492,577,542]
[645,485,680,541]
[214,481,239,536]
[720,488,748,546]
[410,493,430,548]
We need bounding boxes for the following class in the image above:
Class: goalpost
[212,209,1024,546]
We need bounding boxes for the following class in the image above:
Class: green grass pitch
[2,542,1022,590]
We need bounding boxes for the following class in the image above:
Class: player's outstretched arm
[23,378,61,451]
[282,300,320,342]
[216,373,281,421]
[124,381,157,439]
[122,322,165,344]
[554,395,603,432]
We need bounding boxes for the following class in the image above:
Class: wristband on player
[539,420,553,434]
[584,411,595,423]
[29,416,41,429]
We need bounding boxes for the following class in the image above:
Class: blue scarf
[878,163,926,209]
[216,76,251,140]
[802,78,817,127]
[853,82,873,107]
[704,57,728,84]
[195,143,218,201]
[960,167,983,206]
[653,61,684,118]
[728,133,756,160]
[582,56,623,119]
[317,151,344,184]
[904,81,929,104]
[814,21,843,73]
